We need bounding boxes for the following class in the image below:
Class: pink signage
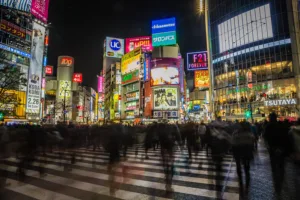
[98,76,103,93]
[31,0,50,23]
[125,36,153,53]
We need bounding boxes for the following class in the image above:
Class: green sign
[227,84,269,95]
[122,70,139,84]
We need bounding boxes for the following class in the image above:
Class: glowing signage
[105,37,124,58]
[152,31,176,47]
[122,70,139,85]
[153,87,178,110]
[264,99,297,107]
[144,53,151,81]
[0,0,31,12]
[31,0,50,23]
[151,67,179,86]
[98,76,103,93]
[194,70,209,88]
[0,44,30,58]
[73,73,83,83]
[59,57,73,67]
[125,36,153,53]
[43,56,47,66]
[152,17,176,34]
[0,19,27,39]
[45,65,53,75]
[187,51,208,70]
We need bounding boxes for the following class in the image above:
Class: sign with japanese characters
[0,19,27,39]
[72,73,82,83]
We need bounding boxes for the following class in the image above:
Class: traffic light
[0,112,3,121]
[245,110,251,119]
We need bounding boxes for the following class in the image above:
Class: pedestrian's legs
[243,158,250,188]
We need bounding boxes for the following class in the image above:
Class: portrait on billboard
[153,88,178,110]
[151,67,179,86]
[26,22,45,113]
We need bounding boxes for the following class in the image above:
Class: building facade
[209,0,300,121]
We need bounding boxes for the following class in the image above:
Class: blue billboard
[152,17,176,34]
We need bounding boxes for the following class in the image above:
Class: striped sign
[0,0,32,12]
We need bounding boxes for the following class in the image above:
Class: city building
[0,2,50,123]
[209,0,300,121]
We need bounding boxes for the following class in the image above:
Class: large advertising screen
[194,70,209,88]
[218,3,273,53]
[153,87,178,110]
[105,37,124,58]
[26,22,45,113]
[187,51,208,70]
[125,36,152,53]
[31,0,50,23]
[152,17,176,47]
[151,58,180,86]
[121,48,141,84]
[0,0,31,12]
[151,67,179,86]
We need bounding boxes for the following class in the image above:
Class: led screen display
[153,87,178,110]
[151,67,179,86]
[218,4,273,53]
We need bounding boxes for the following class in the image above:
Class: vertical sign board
[98,76,103,93]
[31,0,50,23]
[26,22,45,113]
[144,53,151,81]
[152,17,176,47]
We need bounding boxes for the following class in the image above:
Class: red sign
[0,19,27,39]
[73,73,83,83]
[60,57,73,66]
[45,65,53,75]
[125,36,153,53]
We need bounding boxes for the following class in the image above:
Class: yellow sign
[195,70,209,88]
[121,47,141,75]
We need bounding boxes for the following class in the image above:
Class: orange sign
[0,19,26,39]
[194,70,209,88]
[60,57,73,66]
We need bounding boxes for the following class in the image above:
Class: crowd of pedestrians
[0,113,300,198]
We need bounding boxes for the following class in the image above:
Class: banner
[31,0,50,23]
[0,0,31,12]
[26,22,45,113]
[153,87,178,110]
[187,51,208,70]
[98,76,103,93]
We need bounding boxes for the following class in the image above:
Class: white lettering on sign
[153,35,175,42]
[264,99,297,106]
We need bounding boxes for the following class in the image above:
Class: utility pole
[63,90,66,124]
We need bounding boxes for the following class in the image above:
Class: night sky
[47,0,206,89]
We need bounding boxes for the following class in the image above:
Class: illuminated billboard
[151,67,179,86]
[153,87,178,110]
[58,80,71,98]
[26,22,45,113]
[73,73,83,83]
[125,36,152,53]
[151,58,180,86]
[0,0,31,12]
[194,70,209,88]
[31,0,50,23]
[218,3,273,53]
[45,65,53,75]
[121,48,141,84]
[105,37,124,58]
[58,56,74,67]
[152,17,176,47]
[187,51,208,71]
[144,53,151,81]
[98,76,103,93]
[0,19,28,39]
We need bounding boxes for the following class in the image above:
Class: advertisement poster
[151,67,179,86]
[58,80,71,98]
[187,51,208,70]
[125,36,152,53]
[26,22,45,113]
[152,17,176,47]
[153,87,178,110]
[0,0,31,12]
[194,70,209,88]
[31,0,50,23]
[106,37,124,58]
[121,48,141,84]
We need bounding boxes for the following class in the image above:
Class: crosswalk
[0,146,240,200]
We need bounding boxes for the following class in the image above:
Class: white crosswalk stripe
[1,146,239,200]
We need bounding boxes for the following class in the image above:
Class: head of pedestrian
[269,112,277,123]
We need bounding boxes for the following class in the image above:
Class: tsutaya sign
[264,99,297,107]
